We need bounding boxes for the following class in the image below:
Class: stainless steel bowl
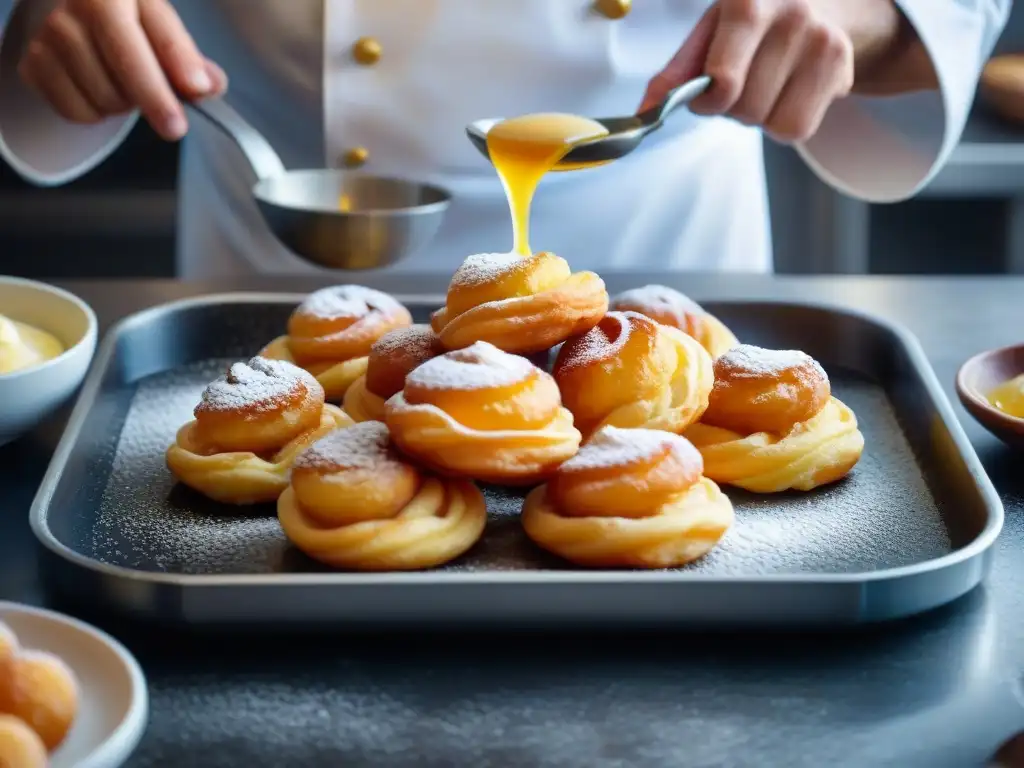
[253,172,451,270]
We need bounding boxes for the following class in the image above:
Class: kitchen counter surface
[3,273,1024,768]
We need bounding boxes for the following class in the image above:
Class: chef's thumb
[638,4,718,114]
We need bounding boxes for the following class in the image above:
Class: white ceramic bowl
[0,276,97,447]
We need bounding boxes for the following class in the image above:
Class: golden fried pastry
[553,311,714,439]
[610,284,739,358]
[0,623,15,670]
[521,426,733,568]
[684,344,865,493]
[0,651,78,752]
[166,356,353,504]
[278,421,487,570]
[430,251,608,354]
[385,340,581,484]
[343,324,445,423]
[0,715,47,768]
[260,285,413,400]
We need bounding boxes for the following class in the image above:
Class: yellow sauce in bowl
[987,373,1024,419]
[0,314,65,374]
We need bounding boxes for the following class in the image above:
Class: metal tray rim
[29,291,1004,588]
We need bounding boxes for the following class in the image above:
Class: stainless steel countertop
[3,273,1024,767]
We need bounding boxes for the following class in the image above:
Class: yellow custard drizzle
[0,314,64,374]
[485,113,609,256]
[987,373,1024,419]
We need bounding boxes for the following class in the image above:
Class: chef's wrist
[814,0,936,97]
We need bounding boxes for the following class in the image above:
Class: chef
[0,0,1011,277]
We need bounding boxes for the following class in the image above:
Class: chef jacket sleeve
[0,0,140,185]
[796,0,1012,202]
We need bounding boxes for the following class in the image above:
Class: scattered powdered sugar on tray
[196,356,316,413]
[559,426,695,472]
[406,341,534,391]
[612,284,704,319]
[450,253,524,288]
[716,344,827,382]
[296,286,402,320]
[76,355,951,577]
[293,421,391,471]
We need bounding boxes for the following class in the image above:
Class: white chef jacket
[0,0,1011,278]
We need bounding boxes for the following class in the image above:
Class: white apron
[0,0,1010,278]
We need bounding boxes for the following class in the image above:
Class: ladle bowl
[466,75,711,167]
[188,98,451,270]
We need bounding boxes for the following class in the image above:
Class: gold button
[343,147,369,168]
[594,0,631,19]
[352,36,382,65]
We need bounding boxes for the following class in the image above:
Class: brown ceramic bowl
[956,343,1024,448]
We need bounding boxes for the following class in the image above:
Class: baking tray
[29,293,1003,628]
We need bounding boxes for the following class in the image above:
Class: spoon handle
[185,96,286,181]
[638,75,713,125]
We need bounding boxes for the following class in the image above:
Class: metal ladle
[186,97,451,270]
[466,75,712,167]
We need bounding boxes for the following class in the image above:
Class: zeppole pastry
[0,714,48,768]
[343,324,445,423]
[0,649,78,752]
[385,341,581,484]
[260,285,412,400]
[521,426,733,568]
[610,284,739,358]
[278,421,487,571]
[553,311,714,439]
[166,356,352,504]
[684,345,865,493]
[430,251,608,354]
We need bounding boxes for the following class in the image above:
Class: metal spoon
[185,97,451,270]
[466,75,712,167]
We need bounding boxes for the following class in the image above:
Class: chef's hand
[18,0,227,141]
[640,0,904,143]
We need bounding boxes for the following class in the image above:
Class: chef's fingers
[18,40,102,123]
[87,0,187,139]
[203,59,229,96]
[763,25,852,143]
[729,7,810,127]
[34,8,132,116]
[690,0,774,115]
[638,5,718,114]
[139,0,223,97]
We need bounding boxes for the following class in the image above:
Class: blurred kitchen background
[1,6,1024,279]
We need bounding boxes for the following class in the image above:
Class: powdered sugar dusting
[449,252,524,289]
[296,286,403,321]
[561,426,697,471]
[370,324,438,359]
[556,311,638,372]
[293,421,391,471]
[406,341,534,391]
[196,356,318,413]
[612,284,704,319]
[717,344,826,381]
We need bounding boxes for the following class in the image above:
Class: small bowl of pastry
[683,344,865,493]
[956,342,1024,448]
[609,284,739,359]
[385,340,581,485]
[260,285,413,402]
[0,276,97,447]
[165,356,352,504]
[278,421,487,571]
[521,426,734,568]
